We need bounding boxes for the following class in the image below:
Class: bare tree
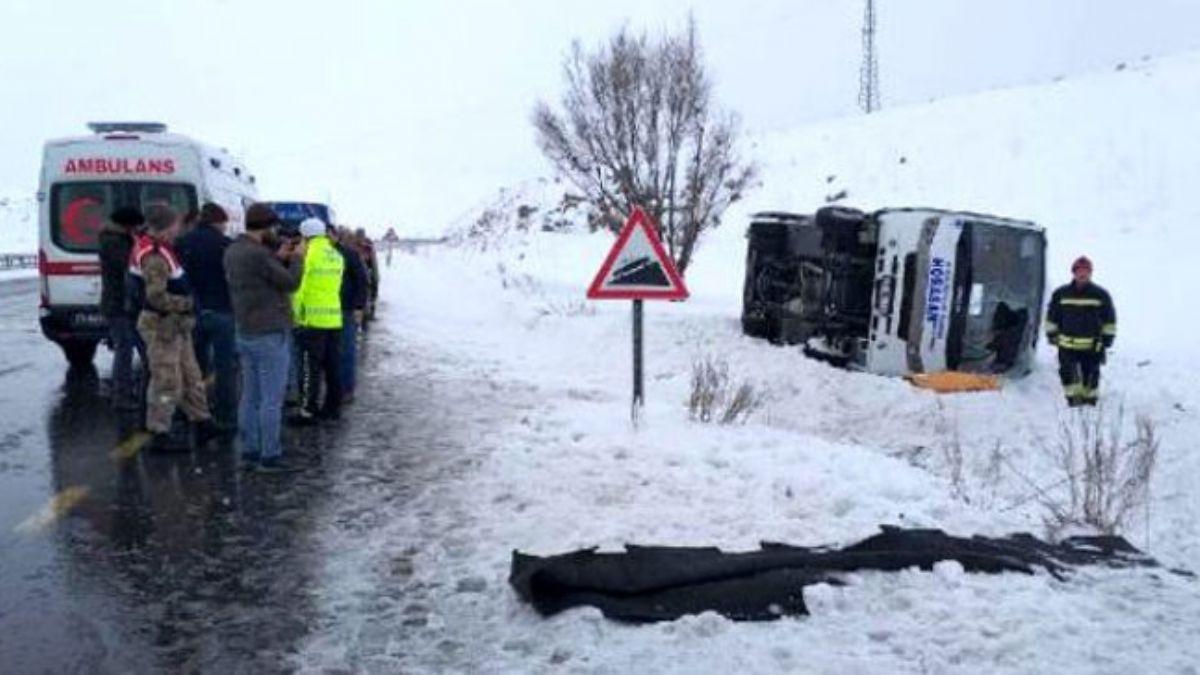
[533,18,757,274]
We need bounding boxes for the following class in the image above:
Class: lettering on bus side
[925,256,952,341]
[63,158,177,175]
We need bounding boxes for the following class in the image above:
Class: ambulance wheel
[61,340,99,368]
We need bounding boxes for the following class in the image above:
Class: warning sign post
[587,207,689,422]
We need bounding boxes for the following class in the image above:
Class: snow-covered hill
[303,52,1200,673]
[690,50,1200,362]
[445,50,1200,361]
[443,177,595,249]
[0,190,37,254]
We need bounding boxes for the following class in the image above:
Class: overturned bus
[741,206,1046,377]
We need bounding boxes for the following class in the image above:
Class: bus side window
[897,253,917,341]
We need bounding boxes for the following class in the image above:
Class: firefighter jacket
[293,235,344,329]
[1045,281,1116,352]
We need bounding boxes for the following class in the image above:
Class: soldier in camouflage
[129,204,219,450]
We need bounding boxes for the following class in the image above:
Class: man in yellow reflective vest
[290,217,345,425]
[1045,256,1116,407]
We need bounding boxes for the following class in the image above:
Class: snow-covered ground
[0,190,36,253]
[0,190,38,281]
[295,52,1200,673]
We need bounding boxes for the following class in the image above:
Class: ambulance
[742,206,1047,377]
[38,122,258,366]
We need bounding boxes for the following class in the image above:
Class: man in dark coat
[176,202,236,433]
[1045,256,1117,406]
[331,226,368,402]
[98,207,146,410]
[355,228,380,324]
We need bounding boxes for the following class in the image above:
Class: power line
[859,0,881,113]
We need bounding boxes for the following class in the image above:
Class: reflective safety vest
[293,236,344,329]
[1045,281,1116,352]
[127,234,190,315]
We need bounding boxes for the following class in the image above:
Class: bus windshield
[264,202,333,231]
[947,222,1045,373]
[50,181,197,253]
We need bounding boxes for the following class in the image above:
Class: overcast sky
[2,0,1198,235]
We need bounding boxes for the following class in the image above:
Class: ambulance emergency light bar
[87,122,169,135]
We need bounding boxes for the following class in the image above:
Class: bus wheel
[61,340,99,368]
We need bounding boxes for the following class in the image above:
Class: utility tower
[859,0,880,113]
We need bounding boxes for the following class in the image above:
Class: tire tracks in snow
[295,299,542,672]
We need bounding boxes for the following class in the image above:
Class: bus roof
[874,207,1042,232]
[260,201,334,224]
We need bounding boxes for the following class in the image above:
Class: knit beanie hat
[110,207,144,228]
[244,203,280,230]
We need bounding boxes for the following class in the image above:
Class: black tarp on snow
[509,526,1164,623]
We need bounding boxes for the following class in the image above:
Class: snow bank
[0,190,37,255]
[443,177,595,250]
[300,247,1199,673]
[299,52,1200,673]
[421,46,1200,559]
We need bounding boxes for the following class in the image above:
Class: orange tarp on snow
[907,371,1002,393]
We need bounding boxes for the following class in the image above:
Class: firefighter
[1045,256,1116,407]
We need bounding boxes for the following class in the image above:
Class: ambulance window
[51,183,113,252]
[1019,233,1039,258]
[140,183,192,215]
[50,182,197,253]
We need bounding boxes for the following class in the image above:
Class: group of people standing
[98,201,379,472]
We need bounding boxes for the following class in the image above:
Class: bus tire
[61,340,99,368]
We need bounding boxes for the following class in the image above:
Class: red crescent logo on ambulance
[62,197,104,247]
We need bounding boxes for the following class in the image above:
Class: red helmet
[1071,256,1093,273]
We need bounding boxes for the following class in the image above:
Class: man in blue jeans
[177,203,237,436]
[223,204,305,472]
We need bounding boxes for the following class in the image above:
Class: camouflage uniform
[133,243,211,433]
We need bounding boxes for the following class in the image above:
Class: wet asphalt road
[0,276,397,673]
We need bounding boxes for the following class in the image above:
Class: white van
[743,207,1047,376]
[38,122,258,366]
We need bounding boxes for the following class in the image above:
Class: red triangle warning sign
[587,207,689,300]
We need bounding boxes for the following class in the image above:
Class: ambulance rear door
[39,139,201,313]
